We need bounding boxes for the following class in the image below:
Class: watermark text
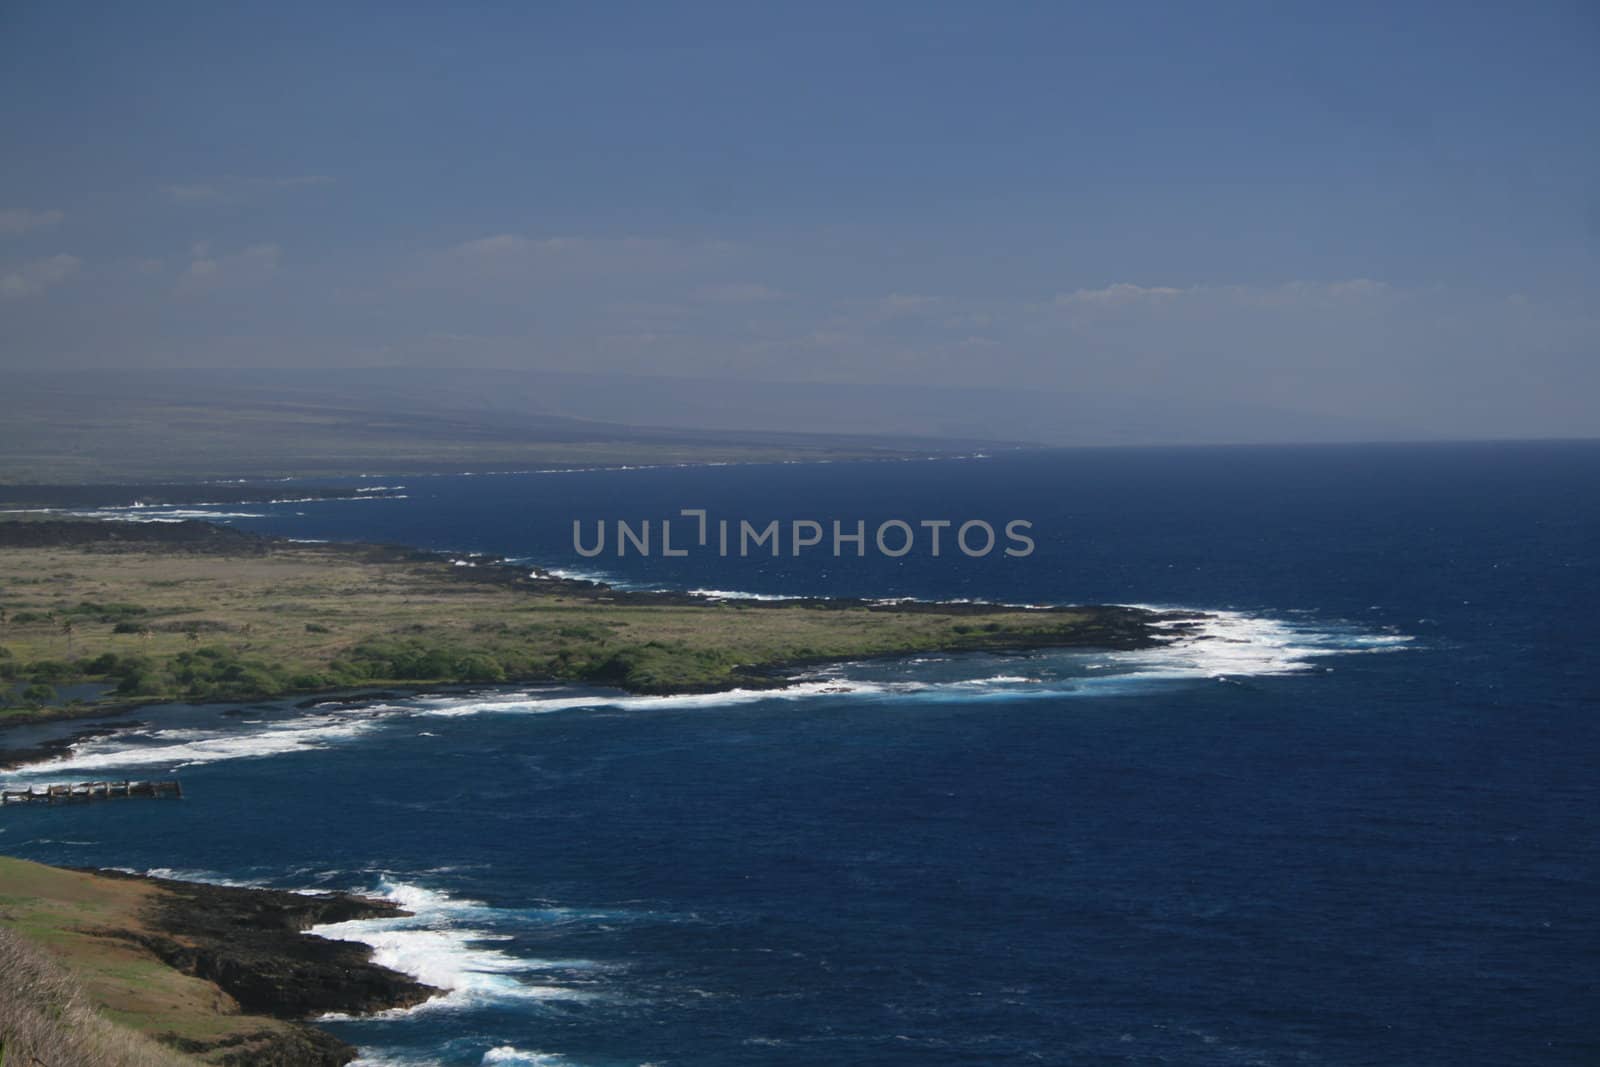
[573,509,1034,559]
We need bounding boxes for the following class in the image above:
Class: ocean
[3,442,1597,1066]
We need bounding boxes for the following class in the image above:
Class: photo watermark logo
[573,509,1034,559]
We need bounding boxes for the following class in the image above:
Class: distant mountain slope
[0,366,1412,483]
[0,369,1009,482]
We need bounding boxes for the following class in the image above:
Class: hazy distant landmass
[0,368,1003,482]
[1,366,1416,483]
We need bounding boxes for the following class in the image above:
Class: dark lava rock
[0,519,265,551]
[89,869,441,1065]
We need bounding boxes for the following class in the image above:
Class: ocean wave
[265,495,409,504]
[867,595,1055,609]
[62,495,405,521]
[686,588,802,601]
[528,565,631,587]
[480,1049,585,1066]
[405,679,905,719]
[66,507,269,522]
[135,866,267,887]
[311,877,604,1016]
[350,1047,592,1067]
[0,608,1411,784]
[1,712,387,781]
[1110,607,1414,682]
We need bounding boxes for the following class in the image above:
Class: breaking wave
[0,608,1410,785]
[311,877,611,1016]
[66,507,269,522]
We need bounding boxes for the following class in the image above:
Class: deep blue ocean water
[4,442,1598,1066]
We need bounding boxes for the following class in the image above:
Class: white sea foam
[311,877,600,1016]
[62,494,403,522]
[480,1049,582,1066]
[348,1048,594,1067]
[865,595,1056,609]
[1106,607,1413,682]
[406,679,902,719]
[138,866,265,887]
[0,608,1411,786]
[686,588,801,601]
[66,507,269,522]
[265,495,408,504]
[529,566,624,586]
[350,1043,595,1067]
[1,712,385,781]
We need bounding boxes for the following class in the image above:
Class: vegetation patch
[0,527,1173,722]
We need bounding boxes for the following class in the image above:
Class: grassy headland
[0,856,433,1065]
[0,519,1181,727]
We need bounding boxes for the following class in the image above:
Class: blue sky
[2,1,1596,437]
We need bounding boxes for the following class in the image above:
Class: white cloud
[453,233,532,257]
[875,293,939,315]
[0,253,80,298]
[177,243,280,292]
[449,233,734,263]
[1056,282,1183,306]
[1325,278,1388,298]
[0,209,64,236]
[824,293,942,330]
[1053,279,1392,313]
[427,234,739,295]
[1224,278,1391,307]
[166,184,227,204]
[695,282,785,303]
[164,176,333,205]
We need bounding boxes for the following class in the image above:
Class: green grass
[0,857,307,1064]
[0,539,1146,719]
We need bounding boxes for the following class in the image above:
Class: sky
[2,1,1597,440]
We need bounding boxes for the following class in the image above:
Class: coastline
[0,518,1199,752]
[0,517,1202,1064]
[0,856,436,1066]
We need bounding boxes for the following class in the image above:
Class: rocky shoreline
[0,518,1202,748]
[0,483,406,511]
[96,869,438,1065]
[0,517,1205,1064]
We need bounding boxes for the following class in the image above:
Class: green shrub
[64,601,148,622]
[114,670,170,697]
[21,682,56,706]
[585,642,732,691]
[454,654,507,682]
[25,660,74,682]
